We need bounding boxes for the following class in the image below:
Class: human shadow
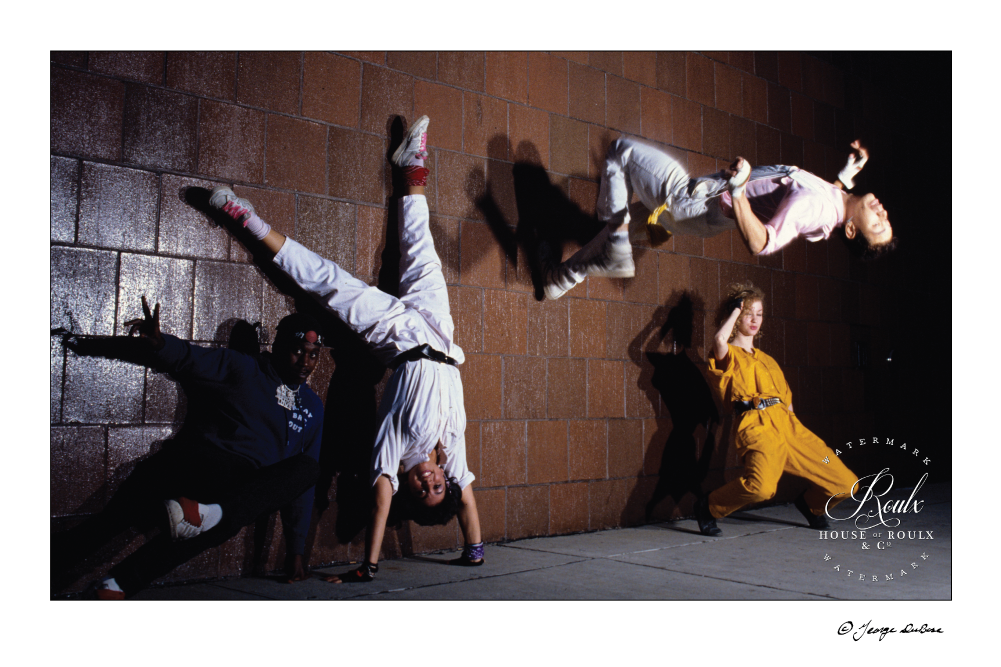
[50,319,266,593]
[473,137,606,301]
[179,116,444,563]
[624,292,721,524]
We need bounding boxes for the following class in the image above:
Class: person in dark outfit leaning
[52,298,325,598]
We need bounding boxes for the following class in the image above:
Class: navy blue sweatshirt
[153,334,323,554]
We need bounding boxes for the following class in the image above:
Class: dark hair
[401,474,463,526]
[842,226,898,260]
[273,312,324,351]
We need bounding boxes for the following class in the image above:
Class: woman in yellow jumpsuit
[693,281,859,536]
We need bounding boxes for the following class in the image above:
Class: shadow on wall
[184,185,391,566]
[50,318,261,592]
[623,292,722,525]
[469,139,731,529]
[474,135,606,301]
[178,114,438,566]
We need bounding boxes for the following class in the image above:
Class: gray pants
[601,138,794,239]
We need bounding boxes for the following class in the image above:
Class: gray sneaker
[391,115,430,168]
[209,186,256,223]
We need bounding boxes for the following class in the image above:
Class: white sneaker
[209,186,256,223]
[94,577,125,600]
[539,228,634,301]
[542,263,582,301]
[585,228,635,278]
[165,498,208,541]
[391,115,430,168]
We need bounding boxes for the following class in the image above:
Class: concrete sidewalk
[127,482,950,601]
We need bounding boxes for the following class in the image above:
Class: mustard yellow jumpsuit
[706,344,858,519]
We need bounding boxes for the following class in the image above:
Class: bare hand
[123,296,165,351]
[323,563,376,584]
[285,554,309,583]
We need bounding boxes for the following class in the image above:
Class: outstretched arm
[324,475,393,583]
[457,485,482,555]
[62,295,165,363]
[363,476,393,566]
[447,484,484,566]
[724,158,769,255]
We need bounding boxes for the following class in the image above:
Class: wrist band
[728,159,751,198]
[353,561,378,580]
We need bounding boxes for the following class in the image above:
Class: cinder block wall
[51,51,914,589]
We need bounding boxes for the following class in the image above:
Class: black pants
[52,439,319,596]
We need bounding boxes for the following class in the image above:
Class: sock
[99,577,122,592]
[178,497,202,526]
[401,166,429,187]
[409,129,428,167]
[242,213,271,240]
[200,503,223,531]
[178,497,222,531]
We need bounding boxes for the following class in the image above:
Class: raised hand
[837,140,869,189]
[725,297,744,316]
[123,296,165,351]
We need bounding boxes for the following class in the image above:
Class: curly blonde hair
[719,281,765,342]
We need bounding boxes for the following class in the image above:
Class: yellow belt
[646,202,672,246]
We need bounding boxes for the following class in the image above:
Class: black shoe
[694,496,722,536]
[794,493,829,529]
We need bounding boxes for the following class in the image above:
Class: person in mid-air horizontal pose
[543,139,894,300]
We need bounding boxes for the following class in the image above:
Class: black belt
[388,343,458,370]
[733,397,781,417]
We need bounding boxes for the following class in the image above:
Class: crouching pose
[52,303,324,598]
[692,282,860,536]
[209,115,483,582]
[544,139,895,300]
